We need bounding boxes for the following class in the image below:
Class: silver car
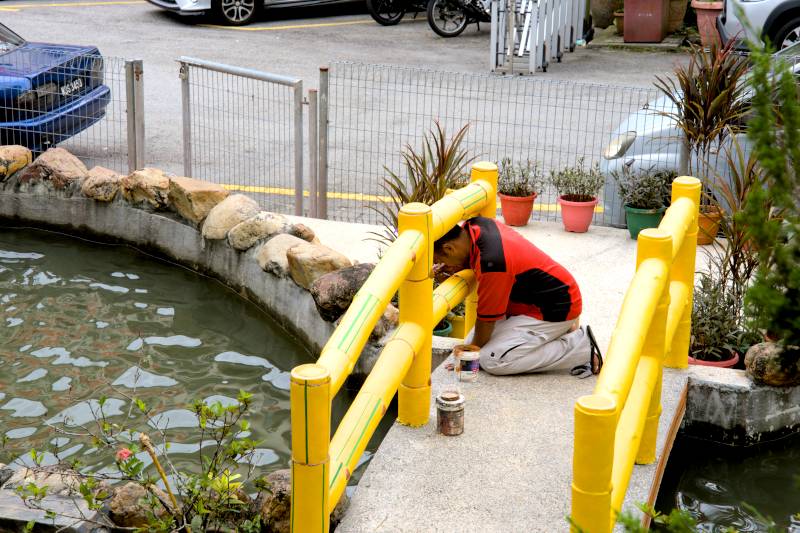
[600,42,799,226]
[146,0,352,25]
[718,0,800,49]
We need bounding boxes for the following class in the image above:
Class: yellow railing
[290,162,498,533]
[570,177,701,532]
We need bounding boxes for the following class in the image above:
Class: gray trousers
[471,315,592,376]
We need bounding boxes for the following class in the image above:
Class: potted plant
[691,0,723,47]
[612,168,672,239]
[550,157,605,233]
[613,10,624,35]
[433,317,453,337]
[689,271,741,367]
[498,158,542,226]
[668,0,688,32]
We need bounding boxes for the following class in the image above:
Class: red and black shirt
[466,217,582,323]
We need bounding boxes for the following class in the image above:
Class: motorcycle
[426,0,490,38]
[366,0,427,26]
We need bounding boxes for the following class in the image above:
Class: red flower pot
[691,0,723,48]
[558,196,598,233]
[499,193,537,226]
[688,352,740,368]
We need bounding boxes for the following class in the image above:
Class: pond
[0,226,390,485]
[656,432,800,532]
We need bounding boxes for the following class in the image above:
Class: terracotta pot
[558,196,599,233]
[499,193,537,226]
[688,351,740,368]
[590,0,624,28]
[613,11,624,35]
[697,206,723,245]
[668,0,689,32]
[691,0,722,47]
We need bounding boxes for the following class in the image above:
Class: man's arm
[471,319,496,348]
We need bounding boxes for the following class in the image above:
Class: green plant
[370,121,475,245]
[549,157,605,202]
[498,157,541,197]
[690,270,740,361]
[612,167,673,209]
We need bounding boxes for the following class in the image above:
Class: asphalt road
[4,0,682,222]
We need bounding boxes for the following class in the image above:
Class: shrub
[612,167,673,209]
[549,157,605,202]
[498,158,542,197]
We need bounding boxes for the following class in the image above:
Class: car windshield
[0,23,25,55]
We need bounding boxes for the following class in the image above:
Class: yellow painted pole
[633,229,672,465]
[664,177,701,368]
[464,284,478,342]
[397,203,434,427]
[432,270,476,325]
[570,394,617,533]
[290,364,331,533]
[472,161,498,219]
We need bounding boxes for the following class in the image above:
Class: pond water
[656,433,800,532]
[0,226,390,483]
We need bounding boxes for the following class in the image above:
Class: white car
[147,0,353,25]
[718,0,800,49]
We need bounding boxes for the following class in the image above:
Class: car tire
[426,0,468,37]
[214,0,262,26]
[770,15,800,50]
[367,0,405,25]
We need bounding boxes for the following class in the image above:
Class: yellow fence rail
[290,162,499,533]
[570,176,701,533]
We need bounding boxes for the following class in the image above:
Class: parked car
[0,23,111,154]
[718,0,800,49]
[599,42,799,226]
[147,0,352,26]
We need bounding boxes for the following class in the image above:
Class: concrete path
[295,216,703,532]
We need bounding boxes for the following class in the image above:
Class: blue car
[0,23,111,153]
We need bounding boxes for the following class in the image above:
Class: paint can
[454,344,481,383]
[436,391,465,436]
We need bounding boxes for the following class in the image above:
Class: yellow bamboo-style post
[290,364,331,533]
[664,177,701,369]
[634,228,672,465]
[471,161,498,219]
[397,203,433,427]
[571,394,617,533]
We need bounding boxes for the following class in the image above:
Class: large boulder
[0,145,32,181]
[81,166,122,202]
[227,211,289,251]
[370,303,400,341]
[4,465,81,497]
[17,147,88,189]
[745,342,800,387]
[257,469,348,533]
[107,482,170,528]
[168,176,229,225]
[256,233,307,277]
[287,242,353,289]
[121,168,170,209]
[310,263,375,322]
[202,194,260,240]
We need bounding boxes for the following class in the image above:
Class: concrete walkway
[294,216,702,532]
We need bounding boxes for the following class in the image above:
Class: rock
[107,482,170,528]
[0,145,32,181]
[0,465,12,487]
[287,242,353,290]
[255,233,307,277]
[745,342,800,387]
[201,194,260,240]
[370,303,400,341]
[288,223,320,244]
[81,166,122,202]
[310,263,376,322]
[4,465,81,496]
[121,168,170,209]
[16,147,88,189]
[227,211,289,251]
[168,176,229,224]
[257,469,348,533]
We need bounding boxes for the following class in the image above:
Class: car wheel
[426,0,468,37]
[214,0,261,26]
[367,0,405,25]
[771,16,800,50]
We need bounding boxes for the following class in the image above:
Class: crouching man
[433,216,602,377]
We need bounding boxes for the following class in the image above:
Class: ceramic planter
[691,0,722,47]
[698,206,723,245]
[625,0,669,42]
[499,193,537,226]
[590,0,624,28]
[668,0,689,32]
[624,205,666,239]
[688,351,739,368]
[558,196,598,233]
[433,319,453,337]
[613,11,624,35]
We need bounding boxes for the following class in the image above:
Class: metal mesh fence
[326,61,664,227]
[0,49,132,175]
[179,58,304,216]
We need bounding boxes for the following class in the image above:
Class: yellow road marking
[201,19,374,31]
[1,1,144,9]
[220,184,604,212]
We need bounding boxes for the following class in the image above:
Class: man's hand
[471,319,495,348]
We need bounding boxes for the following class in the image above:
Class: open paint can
[454,344,480,383]
[436,391,465,436]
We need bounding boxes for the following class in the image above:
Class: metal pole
[308,89,319,218]
[318,67,329,220]
[132,60,145,170]
[180,63,192,178]
[294,82,304,216]
[490,0,498,71]
[125,60,136,174]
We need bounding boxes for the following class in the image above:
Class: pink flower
[116,448,132,461]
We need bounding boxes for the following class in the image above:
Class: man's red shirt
[465,217,582,323]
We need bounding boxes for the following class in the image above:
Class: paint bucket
[453,344,480,383]
[436,391,465,436]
